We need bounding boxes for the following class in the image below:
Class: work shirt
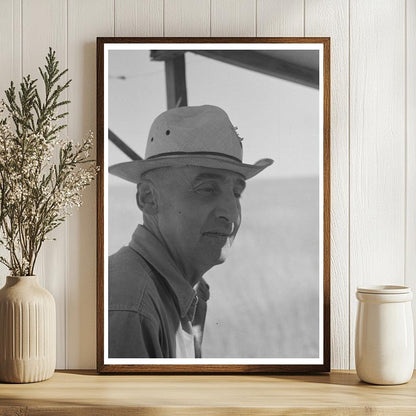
[108,225,199,358]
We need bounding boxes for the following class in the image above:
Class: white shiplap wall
[0,0,414,370]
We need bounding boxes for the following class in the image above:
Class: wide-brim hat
[109,105,274,183]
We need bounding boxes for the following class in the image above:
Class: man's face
[153,166,246,275]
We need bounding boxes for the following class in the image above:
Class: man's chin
[214,255,227,265]
[198,237,234,269]
[199,249,230,271]
[211,246,231,265]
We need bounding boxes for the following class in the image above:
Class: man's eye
[196,186,216,194]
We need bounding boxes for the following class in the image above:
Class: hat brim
[109,154,274,183]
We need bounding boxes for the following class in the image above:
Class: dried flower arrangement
[0,48,97,276]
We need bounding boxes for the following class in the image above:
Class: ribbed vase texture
[0,276,56,383]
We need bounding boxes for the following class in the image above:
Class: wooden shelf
[0,370,415,415]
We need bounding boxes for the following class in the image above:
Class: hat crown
[145,105,243,161]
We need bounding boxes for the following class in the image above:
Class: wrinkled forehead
[144,165,246,187]
[188,166,246,186]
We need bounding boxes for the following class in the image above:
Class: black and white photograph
[97,38,330,373]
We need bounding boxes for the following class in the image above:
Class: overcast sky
[108,49,319,184]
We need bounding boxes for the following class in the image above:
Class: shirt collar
[129,225,197,320]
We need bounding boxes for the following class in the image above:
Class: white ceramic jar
[355,285,414,385]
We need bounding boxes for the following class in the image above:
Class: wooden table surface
[0,370,415,415]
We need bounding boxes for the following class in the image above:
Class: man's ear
[136,181,158,215]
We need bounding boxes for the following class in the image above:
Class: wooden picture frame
[97,37,330,373]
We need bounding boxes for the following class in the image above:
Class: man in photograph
[108,104,273,358]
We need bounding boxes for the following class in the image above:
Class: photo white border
[103,43,324,366]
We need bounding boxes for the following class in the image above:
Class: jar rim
[357,285,411,294]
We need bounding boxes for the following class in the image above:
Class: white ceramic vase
[355,285,414,385]
[0,276,56,383]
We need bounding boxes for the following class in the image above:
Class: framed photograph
[97,37,330,373]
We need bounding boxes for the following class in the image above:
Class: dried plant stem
[0,48,97,276]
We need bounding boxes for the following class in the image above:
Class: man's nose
[215,192,240,225]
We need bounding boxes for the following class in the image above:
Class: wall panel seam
[209,0,212,37]
[12,0,15,73]
[404,0,408,285]
[303,0,305,36]
[348,0,351,370]
[65,0,69,369]
[20,0,23,79]
[12,0,15,78]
